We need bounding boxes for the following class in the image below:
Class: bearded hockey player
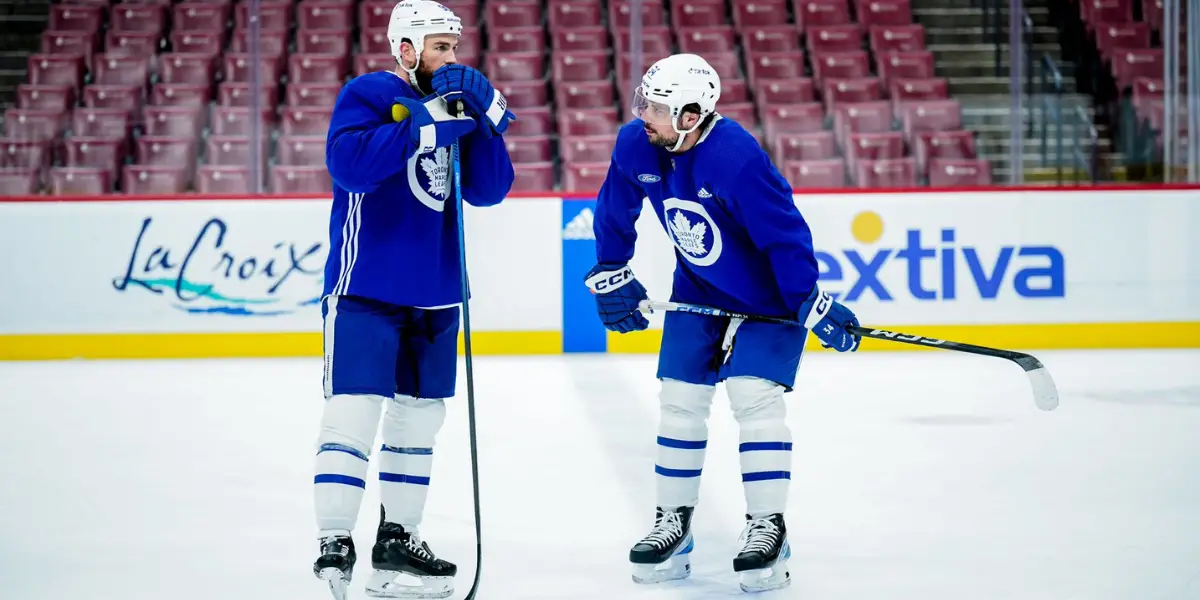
[585,53,862,593]
[311,1,515,599]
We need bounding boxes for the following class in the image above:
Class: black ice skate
[366,521,457,599]
[314,533,357,600]
[629,506,695,584]
[733,513,791,593]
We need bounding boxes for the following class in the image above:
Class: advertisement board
[1,187,1197,360]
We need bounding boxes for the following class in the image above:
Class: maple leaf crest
[668,210,708,256]
[420,148,450,199]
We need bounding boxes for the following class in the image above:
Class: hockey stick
[450,102,484,600]
[638,300,1059,412]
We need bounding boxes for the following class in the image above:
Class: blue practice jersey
[593,116,819,319]
[322,70,515,308]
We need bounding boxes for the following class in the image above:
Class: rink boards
[1,186,1198,359]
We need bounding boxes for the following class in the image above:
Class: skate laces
[739,517,781,555]
[641,511,684,549]
[404,531,434,560]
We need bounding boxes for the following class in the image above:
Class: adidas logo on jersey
[697,188,712,198]
[563,208,595,240]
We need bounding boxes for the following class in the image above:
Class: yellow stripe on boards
[605,322,1200,353]
[0,331,563,361]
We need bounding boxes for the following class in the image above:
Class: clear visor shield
[632,86,675,126]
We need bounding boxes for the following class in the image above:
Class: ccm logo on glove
[587,266,634,293]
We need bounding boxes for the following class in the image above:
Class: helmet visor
[631,86,674,126]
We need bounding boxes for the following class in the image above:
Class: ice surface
[1,350,1199,600]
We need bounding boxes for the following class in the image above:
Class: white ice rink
[2,349,1199,600]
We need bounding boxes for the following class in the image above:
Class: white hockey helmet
[632,54,722,150]
[387,0,462,85]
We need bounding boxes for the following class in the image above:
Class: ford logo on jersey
[638,173,661,183]
[815,211,1065,302]
[112,216,325,316]
[663,198,724,267]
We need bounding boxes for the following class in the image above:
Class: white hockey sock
[727,377,792,517]
[379,395,446,527]
[655,379,715,509]
[314,394,386,533]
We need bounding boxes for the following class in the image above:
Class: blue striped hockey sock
[655,380,715,508]
[379,444,434,526]
[314,442,370,533]
[738,424,793,516]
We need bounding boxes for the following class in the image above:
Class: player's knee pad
[659,378,715,427]
[381,394,448,448]
[317,394,388,455]
[726,377,786,424]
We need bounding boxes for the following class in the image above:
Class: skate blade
[737,558,791,594]
[318,567,350,600]
[632,556,691,585]
[365,569,453,599]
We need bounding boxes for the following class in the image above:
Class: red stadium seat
[159,53,216,86]
[225,53,284,84]
[1111,49,1165,91]
[505,135,553,163]
[510,162,555,192]
[107,32,161,57]
[900,100,962,141]
[0,168,39,195]
[360,30,392,54]
[276,135,328,167]
[678,27,738,54]
[110,4,166,35]
[732,0,790,28]
[563,162,609,192]
[211,107,276,137]
[486,52,546,82]
[355,54,395,76]
[927,158,992,187]
[172,3,230,32]
[552,52,610,83]
[754,78,816,107]
[197,166,253,194]
[282,108,334,137]
[795,0,852,31]
[806,25,862,54]
[271,166,333,194]
[296,30,353,57]
[234,2,292,31]
[123,165,188,194]
[150,84,211,109]
[91,54,150,88]
[811,51,871,84]
[877,51,936,84]
[823,77,884,113]
[856,0,913,28]
[609,0,666,28]
[39,30,95,68]
[855,157,917,188]
[672,0,728,28]
[869,24,927,54]
[81,85,140,114]
[141,106,203,138]
[27,54,85,91]
[49,5,103,33]
[287,83,343,108]
[833,101,892,148]
[889,77,950,118]
[136,136,197,169]
[916,131,978,175]
[206,135,268,167]
[1,140,51,170]
[486,1,542,29]
[613,26,673,54]
[554,27,613,52]
[297,2,354,30]
[50,166,111,195]
[555,81,615,110]
[761,102,825,135]
[746,51,806,86]
[489,26,546,54]
[358,1,394,31]
[3,108,65,142]
[772,131,838,163]
[497,81,550,108]
[783,158,847,188]
[71,108,130,139]
[845,131,906,172]
[740,26,802,53]
[559,134,618,164]
[507,107,553,136]
[558,108,621,136]
[548,0,603,29]
[170,31,223,57]
[17,84,73,113]
[218,83,281,108]
[288,54,347,84]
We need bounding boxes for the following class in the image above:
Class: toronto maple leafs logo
[408,147,451,212]
[662,198,723,267]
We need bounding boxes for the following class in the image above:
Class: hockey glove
[797,286,861,352]
[585,263,650,333]
[391,94,477,153]
[430,64,517,137]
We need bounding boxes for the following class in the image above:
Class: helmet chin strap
[668,113,704,152]
[400,47,426,95]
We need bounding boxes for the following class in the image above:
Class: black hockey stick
[638,300,1059,412]
[450,106,484,600]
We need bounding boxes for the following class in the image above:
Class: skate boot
[365,521,457,599]
[314,533,357,600]
[733,513,791,593]
[629,506,695,584]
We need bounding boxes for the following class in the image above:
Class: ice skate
[314,533,357,600]
[733,513,791,593]
[365,522,456,599]
[629,506,695,584]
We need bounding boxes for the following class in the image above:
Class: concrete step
[926,43,1062,65]
[913,6,1053,29]
[924,25,1061,45]
[0,51,32,72]
[0,0,49,17]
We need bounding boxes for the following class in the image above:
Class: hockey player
[311,1,515,599]
[585,54,862,593]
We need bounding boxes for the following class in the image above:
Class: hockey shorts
[656,309,806,391]
[321,294,460,399]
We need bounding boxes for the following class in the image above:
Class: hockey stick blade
[639,300,1059,411]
